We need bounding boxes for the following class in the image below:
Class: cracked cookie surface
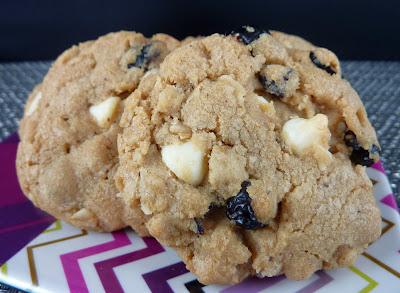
[116,31,381,283]
[16,31,180,232]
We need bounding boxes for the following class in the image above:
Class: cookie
[116,28,381,283]
[16,31,180,233]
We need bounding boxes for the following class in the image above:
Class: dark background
[1,0,400,62]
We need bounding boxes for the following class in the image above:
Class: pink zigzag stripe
[371,161,386,175]
[60,229,131,293]
[0,216,54,234]
[380,194,400,213]
[94,237,165,293]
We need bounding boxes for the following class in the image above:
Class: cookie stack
[16,27,382,284]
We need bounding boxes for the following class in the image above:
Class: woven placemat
[0,60,399,205]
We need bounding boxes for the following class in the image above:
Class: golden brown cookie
[116,27,381,284]
[16,31,180,233]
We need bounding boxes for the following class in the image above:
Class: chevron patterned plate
[1,134,399,293]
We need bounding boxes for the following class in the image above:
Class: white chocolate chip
[161,140,206,186]
[256,95,275,113]
[89,97,121,128]
[256,95,269,110]
[71,208,98,228]
[26,91,42,116]
[141,203,153,215]
[142,68,159,79]
[244,26,255,33]
[27,193,34,201]
[71,208,95,221]
[281,114,331,156]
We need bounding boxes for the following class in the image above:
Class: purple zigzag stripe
[221,270,333,293]
[142,261,188,293]
[60,229,132,293]
[221,275,286,293]
[0,201,51,230]
[0,139,55,265]
[0,221,53,266]
[0,143,30,208]
[295,271,334,293]
[1,132,19,144]
[94,237,165,293]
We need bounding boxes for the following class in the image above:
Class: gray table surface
[0,61,399,208]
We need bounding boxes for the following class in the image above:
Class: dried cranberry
[309,52,336,75]
[194,218,205,235]
[231,25,270,45]
[259,76,284,97]
[259,68,295,97]
[127,41,161,69]
[344,130,380,167]
[226,181,266,229]
[258,64,300,98]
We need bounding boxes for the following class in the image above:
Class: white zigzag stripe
[1,222,85,293]
[79,231,148,293]
[115,245,181,293]
[167,272,201,293]
[33,229,107,293]
[1,167,400,292]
